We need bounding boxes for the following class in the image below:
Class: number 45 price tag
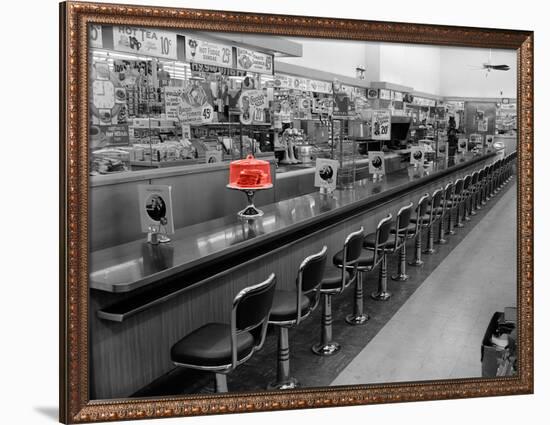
[201,104,214,123]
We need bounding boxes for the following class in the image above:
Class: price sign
[371,110,391,140]
[90,24,103,48]
[113,26,177,59]
[185,37,233,67]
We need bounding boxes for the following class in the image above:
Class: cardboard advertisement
[457,138,468,153]
[138,185,175,235]
[235,47,274,75]
[368,151,386,175]
[185,37,233,66]
[371,110,391,140]
[164,86,214,124]
[410,146,425,166]
[314,158,339,192]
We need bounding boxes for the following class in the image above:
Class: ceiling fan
[469,49,510,77]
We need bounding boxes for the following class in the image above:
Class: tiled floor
[331,182,517,385]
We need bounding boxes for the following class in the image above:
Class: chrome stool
[436,182,454,244]
[389,203,415,281]
[468,171,480,216]
[448,177,464,231]
[312,228,363,355]
[170,274,276,393]
[461,174,472,222]
[362,214,395,300]
[409,193,431,267]
[268,246,328,389]
[424,187,444,254]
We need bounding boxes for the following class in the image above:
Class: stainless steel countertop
[90,151,496,293]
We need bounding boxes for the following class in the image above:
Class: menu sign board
[138,185,175,236]
[235,47,274,75]
[314,158,339,192]
[410,146,425,166]
[90,24,103,48]
[371,110,391,140]
[113,26,177,59]
[185,37,233,67]
[368,151,386,175]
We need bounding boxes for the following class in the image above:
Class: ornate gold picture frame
[59,1,533,423]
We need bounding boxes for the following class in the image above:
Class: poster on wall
[235,47,274,75]
[185,37,233,67]
[368,151,386,175]
[113,26,177,59]
[138,185,175,236]
[314,158,339,192]
[371,110,391,140]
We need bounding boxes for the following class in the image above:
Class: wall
[439,47,517,98]
[277,37,380,82]
[379,43,441,94]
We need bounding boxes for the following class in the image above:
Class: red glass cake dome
[229,154,272,189]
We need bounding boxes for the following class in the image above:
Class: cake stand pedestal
[227,184,273,219]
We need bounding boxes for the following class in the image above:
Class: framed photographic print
[59,1,533,423]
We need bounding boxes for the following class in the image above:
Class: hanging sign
[307,79,332,94]
[113,26,177,59]
[90,24,103,48]
[273,74,294,90]
[314,158,339,192]
[371,110,391,140]
[410,146,425,166]
[185,37,233,67]
[235,47,274,75]
[368,151,386,175]
[190,62,246,77]
[379,89,392,100]
[138,185,175,235]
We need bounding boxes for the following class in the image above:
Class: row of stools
[169,154,515,393]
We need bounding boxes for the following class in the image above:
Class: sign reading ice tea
[113,26,177,59]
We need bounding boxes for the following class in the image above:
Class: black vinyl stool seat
[312,227,364,355]
[268,246,328,389]
[409,193,431,267]
[361,214,396,300]
[435,182,454,244]
[386,203,415,282]
[170,274,276,393]
[423,187,444,254]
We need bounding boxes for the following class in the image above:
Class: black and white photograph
[87,23,519,400]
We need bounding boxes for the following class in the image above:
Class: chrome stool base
[312,342,341,356]
[268,377,299,390]
[455,222,465,228]
[345,313,370,325]
[371,290,392,301]
[423,248,436,255]
[391,272,410,281]
[435,238,447,244]
[408,259,424,267]
[464,216,471,222]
